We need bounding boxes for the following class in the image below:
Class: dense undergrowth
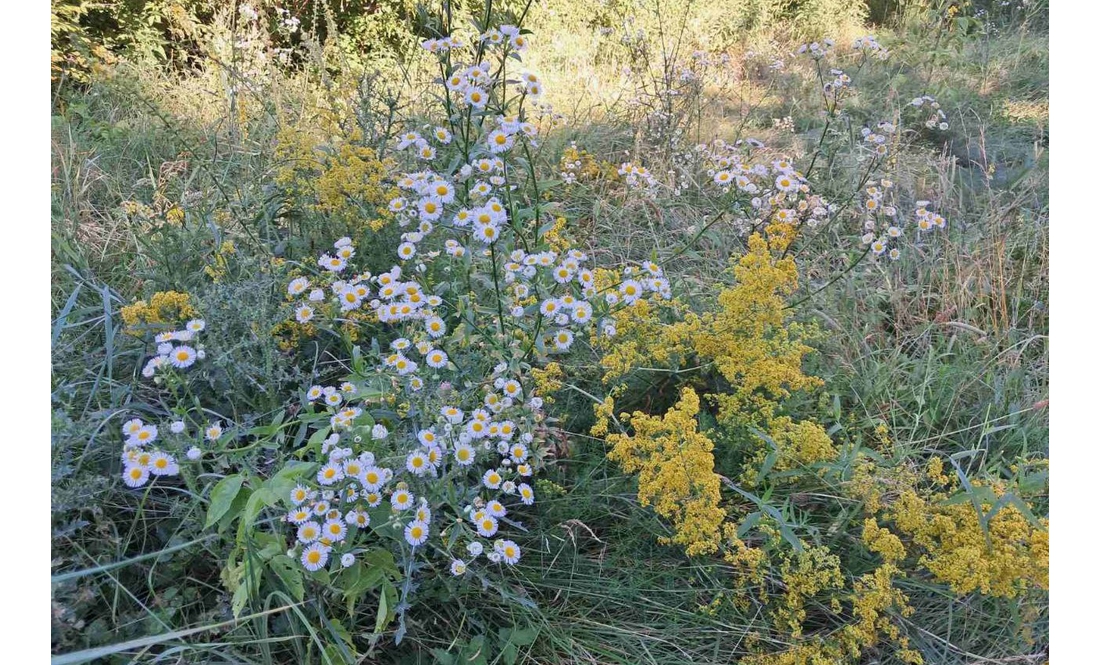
[51,1,1048,663]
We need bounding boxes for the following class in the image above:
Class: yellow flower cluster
[314,141,396,231]
[888,486,1049,598]
[734,530,921,665]
[203,239,236,282]
[692,227,822,428]
[591,228,972,664]
[773,545,843,637]
[593,292,695,382]
[605,387,727,556]
[848,452,1048,599]
[274,125,398,233]
[541,216,572,254]
[558,144,615,184]
[120,291,198,331]
[530,362,565,404]
[597,223,834,499]
[741,416,837,487]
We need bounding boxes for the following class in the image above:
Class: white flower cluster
[852,35,890,59]
[860,182,947,260]
[142,319,207,378]
[118,415,210,487]
[696,141,832,231]
[912,95,950,131]
[797,39,835,59]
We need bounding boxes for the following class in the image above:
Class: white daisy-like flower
[169,345,198,369]
[553,329,574,351]
[319,254,347,272]
[300,543,329,571]
[296,304,315,323]
[391,489,414,511]
[571,302,593,324]
[486,129,514,153]
[297,521,321,544]
[149,451,179,476]
[453,442,476,466]
[406,451,431,476]
[341,553,356,568]
[287,507,312,524]
[482,468,503,489]
[371,424,389,440]
[475,515,499,538]
[360,466,385,491]
[288,277,310,296]
[464,87,488,108]
[404,520,429,546]
[317,462,344,486]
[473,221,500,244]
[129,424,158,446]
[620,280,644,304]
[486,500,507,518]
[518,483,535,505]
[290,485,310,505]
[424,316,446,338]
[322,518,348,542]
[496,539,521,565]
[441,405,463,423]
[450,559,467,575]
[425,349,448,369]
[122,418,145,438]
[467,541,484,557]
[122,464,150,488]
[205,423,223,441]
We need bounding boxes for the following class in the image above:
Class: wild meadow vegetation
[50,0,1049,663]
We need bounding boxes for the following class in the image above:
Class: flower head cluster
[859,184,947,260]
[141,319,207,378]
[617,162,659,195]
[912,94,949,130]
[119,417,190,488]
[285,361,544,576]
[796,39,835,59]
[852,35,890,59]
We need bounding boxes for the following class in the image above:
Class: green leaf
[737,511,762,538]
[269,555,304,601]
[218,488,252,531]
[430,648,456,665]
[510,627,537,646]
[362,548,399,578]
[374,581,390,634]
[266,461,315,505]
[241,487,279,528]
[205,475,245,528]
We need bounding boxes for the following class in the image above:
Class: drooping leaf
[205,474,245,528]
